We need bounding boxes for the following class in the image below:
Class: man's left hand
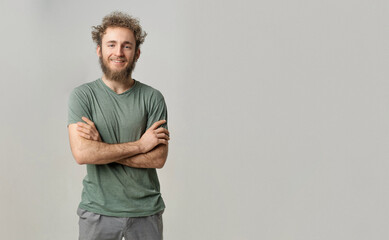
[76,116,102,142]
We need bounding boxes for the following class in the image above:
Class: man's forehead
[102,27,135,42]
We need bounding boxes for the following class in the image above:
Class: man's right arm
[68,119,169,165]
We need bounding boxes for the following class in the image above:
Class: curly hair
[92,11,147,50]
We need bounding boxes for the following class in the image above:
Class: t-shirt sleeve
[146,91,168,130]
[67,87,92,126]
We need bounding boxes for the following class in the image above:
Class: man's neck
[101,75,135,94]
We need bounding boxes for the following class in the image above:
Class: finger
[79,124,96,134]
[155,127,169,136]
[150,120,166,130]
[77,126,94,135]
[156,133,170,140]
[82,116,95,126]
[78,132,92,140]
[77,122,96,129]
[78,131,99,141]
[158,139,168,145]
[77,122,92,129]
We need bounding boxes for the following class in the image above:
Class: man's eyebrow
[105,40,133,45]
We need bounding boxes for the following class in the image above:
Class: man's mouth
[111,59,126,63]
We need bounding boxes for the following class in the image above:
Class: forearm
[116,144,168,169]
[69,124,142,164]
[74,139,142,165]
[68,120,169,166]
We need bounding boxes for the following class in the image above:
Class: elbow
[156,164,164,169]
[156,157,167,169]
[72,150,89,165]
[155,145,168,169]
[75,158,86,165]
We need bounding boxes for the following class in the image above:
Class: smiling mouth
[110,59,126,63]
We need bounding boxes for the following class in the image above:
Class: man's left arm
[122,92,169,169]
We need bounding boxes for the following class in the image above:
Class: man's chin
[105,69,131,82]
[110,69,124,75]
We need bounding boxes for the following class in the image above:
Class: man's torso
[68,78,167,217]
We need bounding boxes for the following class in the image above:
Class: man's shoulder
[70,79,100,96]
[73,79,99,91]
[136,80,165,101]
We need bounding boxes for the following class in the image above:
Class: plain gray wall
[0,0,388,239]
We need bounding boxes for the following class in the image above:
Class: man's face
[97,27,140,81]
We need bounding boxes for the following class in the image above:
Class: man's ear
[96,45,101,57]
[135,48,141,61]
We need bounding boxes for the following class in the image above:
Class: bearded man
[67,11,169,240]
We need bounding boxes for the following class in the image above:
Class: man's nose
[115,46,124,56]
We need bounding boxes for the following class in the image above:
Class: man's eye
[124,46,131,49]
[108,44,114,47]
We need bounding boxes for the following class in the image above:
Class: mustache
[109,57,126,61]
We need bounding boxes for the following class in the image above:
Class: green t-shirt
[68,78,167,217]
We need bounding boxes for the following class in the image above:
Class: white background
[0,0,388,239]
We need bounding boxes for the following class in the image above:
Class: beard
[99,53,137,82]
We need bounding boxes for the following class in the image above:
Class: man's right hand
[138,120,170,153]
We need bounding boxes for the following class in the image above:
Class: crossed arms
[68,117,170,169]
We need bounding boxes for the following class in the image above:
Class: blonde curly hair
[92,11,147,50]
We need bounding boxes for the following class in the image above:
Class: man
[67,11,169,240]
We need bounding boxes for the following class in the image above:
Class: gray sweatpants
[77,208,164,240]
